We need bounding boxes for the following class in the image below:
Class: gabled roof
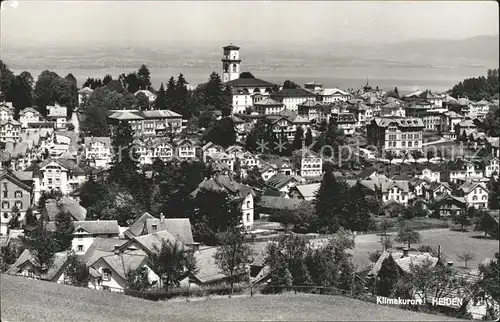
[190,247,228,284]
[6,249,69,281]
[458,182,488,194]
[144,218,195,245]
[74,220,119,235]
[253,97,283,106]
[84,136,111,148]
[37,158,85,175]
[257,195,304,210]
[78,87,94,95]
[289,183,320,199]
[265,173,302,190]
[380,180,409,193]
[123,212,156,239]
[0,169,32,192]
[225,77,276,88]
[19,107,41,117]
[272,88,316,99]
[141,110,182,119]
[426,181,451,192]
[124,230,185,255]
[372,117,424,128]
[91,251,148,281]
[43,197,87,221]
[79,238,128,266]
[191,175,254,199]
[369,251,439,276]
[223,44,240,50]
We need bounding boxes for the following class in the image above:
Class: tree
[174,74,190,117]
[103,74,113,86]
[126,267,151,291]
[214,226,252,294]
[37,189,63,209]
[394,224,421,250]
[53,209,75,252]
[472,253,499,315]
[400,151,408,165]
[426,150,435,164]
[376,254,400,296]
[8,205,21,230]
[394,87,399,98]
[203,72,227,111]
[33,70,60,116]
[65,254,89,287]
[282,80,301,89]
[368,250,383,263]
[292,126,304,151]
[456,251,476,269]
[0,60,15,100]
[148,240,197,291]
[305,127,313,147]
[269,208,297,233]
[202,117,236,148]
[137,64,151,89]
[21,220,57,273]
[488,176,500,210]
[7,71,34,117]
[410,150,423,165]
[452,209,471,231]
[385,150,396,165]
[109,120,140,188]
[165,76,177,110]
[154,83,167,110]
[135,92,150,111]
[24,208,37,227]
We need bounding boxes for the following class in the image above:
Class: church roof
[225,77,276,88]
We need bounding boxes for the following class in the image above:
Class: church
[221,44,277,114]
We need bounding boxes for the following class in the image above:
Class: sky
[1,1,499,47]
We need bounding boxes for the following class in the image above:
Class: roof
[191,175,254,199]
[19,107,41,117]
[144,218,195,245]
[127,230,185,255]
[74,220,119,234]
[84,136,111,148]
[0,169,32,192]
[92,251,147,281]
[223,44,240,50]
[316,88,349,96]
[372,117,424,128]
[225,77,276,88]
[141,110,182,119]
[107,110,144,121]
[458,182,488,194]
[369,251,439,276]
[6,249,69,281]
[426,181,451,192]
[458,119,476,128]
[380,180,409,193]
[190,247,227,284]
[123,212,156,239]
[253,97,283,106]
[272,88,316,99]
[289,183,320,199]
[78,87,94,95]
[330,112,356,124]
[443,111,463,119]
[43,197,87,221]
[47,106,67,118]
[265,173,302,190]
[37,158,86,175]
[80,237,128,265]
[257,195,304,210]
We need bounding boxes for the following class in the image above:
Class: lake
[12,65,490,93]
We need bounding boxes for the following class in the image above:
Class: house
[0,169,33,236]
[123,212,156,240]
[380,101,406,118]
[409,178,428,199]
[368,250,439,278]
[143,216,196,247]
[187,246,240,287]
[46,220,120,255]
[253,97,284,116]
[259,163,278,181]
[32,158,87,203]
[484,157,499,178]
[265,173,305,195]
[19,107,43,128]
[206,152,235,172]
[440,111,464,134]
[270,88,316,112]
[6,249,70,283]
[41,197,87,221]
[190,175,255,230]
[48,131,79,159]
[132,137,175,165]
[380,179,410,206]
[84,137,112,168]
[77,87,93,106]
[456,182,489,209]
[288,183,320,201]
[346,102,374,127]
[367,117,424,155]
[292,148,322,179]
[470,100,491,120]
[297,100,333,123]
[235,151,261,169]
[47,105,68,130]
[0,104,14,122]
[134,89,157,104]
[0,119,21,142]
[455,119,477,139]
[312,88,350,103]
[434,194,466,218]
[201,142,226,163]
[424,182,452,200]
[107,109,183,137]
[329,112,357,135]
[174,138,200,161]
[265,109,310,141]
[89,248,160,292]
[419,166,441,182]
[223,69,276,96]
[231,88,252,115]
[485,137,499,158]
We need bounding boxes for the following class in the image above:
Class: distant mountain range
[1,35,498,70]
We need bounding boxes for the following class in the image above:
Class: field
[250,228,499,271]
[0,274,462,321]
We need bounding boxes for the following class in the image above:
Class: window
[15,191,22,198]
[15,201,22,209]
[102,269,111,281]
[246,213,250,222]
[482,196,487,200]
[2,201,9,210]
[473,196,478,201]
[3,213,8,219]
[246,200,251,209]
[232,64,237,72]
[77,245,84,252]
[2,183,7,198]
[152,224,157,232]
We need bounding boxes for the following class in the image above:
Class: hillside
[0,274,463,321]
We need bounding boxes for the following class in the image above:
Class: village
[0,44,499,321]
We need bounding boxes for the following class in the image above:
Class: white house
[32,158,87,204]
[19,107,43,129]
[270,88,316,112]
[456,182,489,209]
[381,180,410,206]
[485,157,499,178]
[231,88,252,114]
[84,137,112,168]
[293,148,322,178]
[47,105,68,131]
[419,167,441,182]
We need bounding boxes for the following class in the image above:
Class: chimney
[402,247,409,258]
[114,245,120,255]
[447,261,454,267]
[160,213,164,223]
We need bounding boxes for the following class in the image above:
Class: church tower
[222,44,241,83]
